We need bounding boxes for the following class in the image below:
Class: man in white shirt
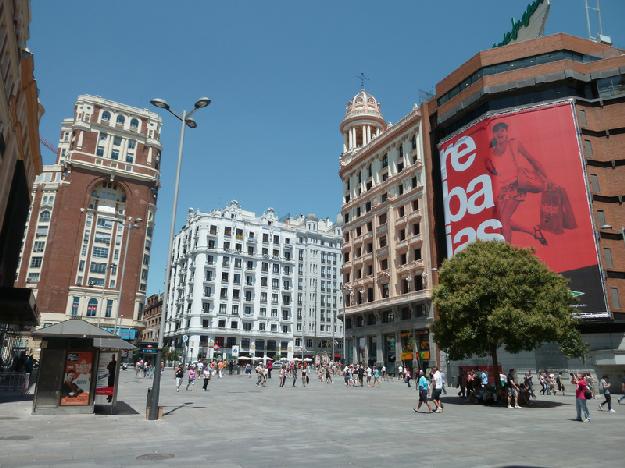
[432,366,444,413]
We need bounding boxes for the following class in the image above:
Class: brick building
[0,0,44,367]
[16,95,162,340]
[141,293,162,342]
[338,89,435,372]
[424,33,625,379]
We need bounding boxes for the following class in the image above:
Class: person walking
[573,373,591,422]
[432,366,444,413]
[228,360,234,375]
[507,369,522,409]
[267,359,273,379]
[301,364,308,387]
[202,365,210,391]
[279,366,286,387]
[175,364,184,392]
[404,367,412,388]
[397,364,403,381]
[185,366,196,391]
[366,366,372,387]
[373,366,381,387]
[598,375,615,413]
[357,365,365,387]
[325,365,332,384]
[292,364,298,387]
[217,360,224,379]
[413,370,433,413]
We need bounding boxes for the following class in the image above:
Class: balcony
[408,234,423,247]
[395,215,408,228]
[376,246,388,258]
[408,210,421,222]
[376,224,387,235]
[376,269,391,283]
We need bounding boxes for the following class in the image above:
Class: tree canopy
[432,241,586,371]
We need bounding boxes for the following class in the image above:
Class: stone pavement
[0,370,623,468]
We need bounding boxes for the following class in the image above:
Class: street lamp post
[114,216,142,336]
[147,96,210,421]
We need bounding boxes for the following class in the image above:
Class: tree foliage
[432,241,586,367]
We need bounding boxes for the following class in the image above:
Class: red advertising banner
[60,351,94,406]
[439,102,607,317]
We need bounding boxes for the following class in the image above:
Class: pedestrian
[279,366,286,387]
[457,372,466,398]
[382,365,388,381]
[507,369,521,409]
[267,359,273,379]
[175,364,184,392]
[228,360,234,375]
[255,363,264,387]
[404,367,412,388]
[373,366,381,387]
[185,366,196,391]
[343,365,350,386]
[325,366,332,384]
[301,364,308,387]
[598,375,615,413]
[202,365,210,391]
[397,365,403,381]
[217,360,224,379]
[245,362,252,377]
[573,373,591,422]
[357,365,365,387]
[292,364,298,387]
[366,366,372,387]
[432,366,444,413]
[413,370,433,413]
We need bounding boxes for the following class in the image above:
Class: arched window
[130,118,139,130]
[39,210,51,222]
[101,111,111,122]
[87,298,98,317]
[116,114,125,126]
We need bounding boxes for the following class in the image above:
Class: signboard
[94,351,118,405]
[231,345,239,357]
[60,351,93,406]
[139,342,158,354]
[439,102,608,318]
[493,0,550,48]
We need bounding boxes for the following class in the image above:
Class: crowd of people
[136,357,625,424]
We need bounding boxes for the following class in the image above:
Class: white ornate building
[165,201,342,361]
[338,89,435,373]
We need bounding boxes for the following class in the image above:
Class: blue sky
[30,1,625,295]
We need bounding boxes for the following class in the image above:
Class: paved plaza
[0,370,623,467]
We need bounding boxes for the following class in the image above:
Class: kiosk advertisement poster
[60,351,94,406]
[95,352,118,405]
[438,102,608,318]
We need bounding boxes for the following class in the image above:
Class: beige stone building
[338,89,435,373]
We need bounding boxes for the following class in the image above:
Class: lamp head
[150,98,169,110]
[194,97,211,109]
[185,118,198,129]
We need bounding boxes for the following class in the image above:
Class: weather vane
[356,72,369,90]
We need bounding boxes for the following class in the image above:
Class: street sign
[142,348,158,354]
[182,335,189,343]
[231,345,239,356]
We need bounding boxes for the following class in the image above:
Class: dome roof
[305,213,318,222]
[335,213,344,226]
[342,89,384,123]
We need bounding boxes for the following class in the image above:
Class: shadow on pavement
[440,396,566,408]
[94,401,140,415]
[0,393,33,405]
[162,401,193,416]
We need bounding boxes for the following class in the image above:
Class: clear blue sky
[30,1,625,295]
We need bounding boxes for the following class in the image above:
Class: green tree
[432,241,586,382]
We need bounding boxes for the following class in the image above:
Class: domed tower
[339,89,386,153]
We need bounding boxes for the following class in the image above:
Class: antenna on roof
[355,72,369,90]
[585,0,611,44]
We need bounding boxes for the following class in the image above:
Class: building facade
[164,201,342,362]
[425,33,625,382]
[338,89,435,373]
[141,293,162,342]
[16,95,162,340]
[0,0,44,367]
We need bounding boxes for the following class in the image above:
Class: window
[589,174,600,193]
[105,299,113,318]
[596,210,606,227]
[231,321,238,329]
[414,248,422,260]
[39,210,51,222]
[101,111,111,122]
[379,213,386,225]
[126,154,134,164]
[128,139,137,149]
[243,322,252,331]
[30,256,42,268]
[90,262,107,274]
[111,149,119,160]
[116,115,125,126]
[99,132,108,141]
[259,322,266,331]
[33,241,45,253]
[130,118,139,130]
[603,248,613,268]
[382,153,388,168]
[71,297,80,317]
[218,320,226,328]
[87,298,98,317]
[583,139,593,156]
[610,287,621,309]
[113,135,122,146]
[96,147,104,157]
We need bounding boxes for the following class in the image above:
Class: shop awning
[32,318,114,338]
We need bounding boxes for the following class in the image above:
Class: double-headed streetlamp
[147,96,211,421]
